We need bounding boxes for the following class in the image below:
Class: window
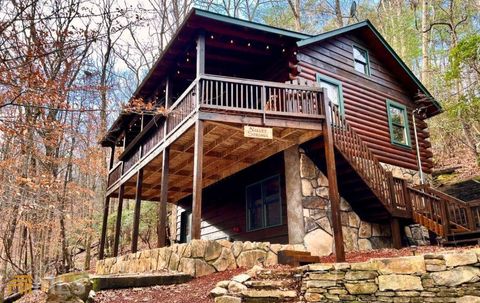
[386,100,411,148]
[316,73,344,115]
[353,45,370,75]
[246,175,282,231]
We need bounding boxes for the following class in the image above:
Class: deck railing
[199,75,323,118]
[107,74,323,189]
[108,161,123,187]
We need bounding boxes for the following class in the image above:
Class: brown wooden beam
[131,169,143,253]
[322,90,345,262]
[391,217,402,249]
[197,31,205,77]
[157,148,170,248]
[191,120,204,239]
[113,184,125,257]
[99,195,110,260]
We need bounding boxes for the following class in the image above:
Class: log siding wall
[175,153,289,244]
[297,33,433,173]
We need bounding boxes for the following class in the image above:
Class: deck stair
[240,267,301,302]
[304,101,480,245]
[277,250,320,267]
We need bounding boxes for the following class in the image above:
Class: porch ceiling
[113,120,321,203]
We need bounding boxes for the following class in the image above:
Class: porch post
[157,147,170,247]
[113,184,125,257]
[109,145,115,170]
[99,195,110,260]
[283,145,305,244]
[322,90,346,262]
[391,217,402,249]
[196,31,205,77]
[131,169,143,253]
[191,120,204,239]
[165,77,171,109]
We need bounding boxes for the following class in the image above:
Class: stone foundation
[301,248,480,302]
[299,149,392,255]
[212,248,480,303]
[95,240,306,277]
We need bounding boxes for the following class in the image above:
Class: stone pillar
[284,145,305,244]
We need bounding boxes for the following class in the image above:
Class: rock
[157,248,172,270]
[86,290,95,303]
[347,212,360,228]
[212,248,237,272]
[236,250,266,268]
[210,287,228,297]
[378,275,423,291]
[305,292,324,302]
[265,250,278,266]
[179,258,195,276]
[228,281,247,293]
[358,239,372,251]
[304,217,318,233]
[232,241,243,257]
[205,241,224,261]
[303,197,328,210]
[168,253,179,271]
[300,153,316,178]
[47,282,73,302]
[232,273,251,283]
[370,236,392,249]
[457,296,480,303]
[304,228,333,257]
[430,266,480,287]
[425,259,446,272]
[345,271,377,280]
[190,240,207,258]
[316,217,332,235]
[308,263,333,271]
[358,222,372,238]
[309,272,345,281]
[241,289,297,299]
[214,295,241,303]
[339,198,351,211]
[344,282,378,294]
[315,187,329,198]
[318,174,329,187]
[443,252,478,267]
[376,256,426,274]
[342,226,359,251]
[217,240,232,249]
[216,280,230,288]
[306,280,336,288]
[302,179,314,196]
[350,261,378,271]
[70,278,92,301]
[194,259,216,277]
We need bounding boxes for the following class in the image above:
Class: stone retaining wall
[301,249,480,302]
[96,240,306,277]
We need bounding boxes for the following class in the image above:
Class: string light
[247,42,251,47]
[266,45,270,50]
[186,58,190,62]
[230,39,234,44]
[282,48,286,52]
[210,35,214,39]
[293,51,297,55]
[177,70,180,74]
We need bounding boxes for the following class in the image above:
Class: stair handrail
[327,101,395,210]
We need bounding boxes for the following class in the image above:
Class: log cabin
[99,9,480,262]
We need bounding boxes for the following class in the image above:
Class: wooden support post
[196,31,205,77]
[440,199,450,237]
[131,169,143,253]
[109,145,115,170]
[165,77,171,109]
[113,184,125,257]
[191,120,204,240]
[157,147,170,247]
[386,171,396,210]
[284,146,305,244]
[391,217,402,249]
[99,195,110,260]
[322,90,345,262]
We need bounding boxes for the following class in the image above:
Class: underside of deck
[109,120,322,203]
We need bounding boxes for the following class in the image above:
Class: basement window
[387,100,411,148]
[353,45,370,75]
[246,175,282,231]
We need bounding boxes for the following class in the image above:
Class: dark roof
[101,11,442,146]
[297,20,442,116]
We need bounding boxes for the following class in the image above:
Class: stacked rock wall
[96,240,306,277]
[302,249,480,302]
[299,149,392,255]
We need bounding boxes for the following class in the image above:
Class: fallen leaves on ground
[94,268,245,303]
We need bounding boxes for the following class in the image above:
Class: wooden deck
[106,74,324,203]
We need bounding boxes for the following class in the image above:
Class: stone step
[91,272,192,290]
[244,279,296,290]
[241,289,297,302]
[255,269,297,279]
